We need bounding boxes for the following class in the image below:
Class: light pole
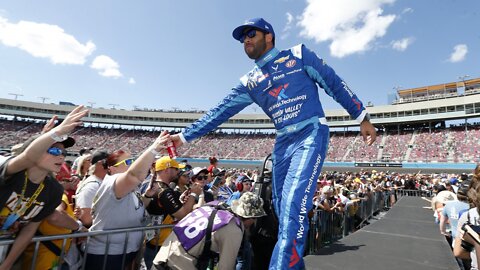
[8,93,23,100]
[392,86,402,102]
[87,101,96,108]
[459,75,470,93]
[108,103,119,109]
[38,97,49,103]
[459,75,471,135]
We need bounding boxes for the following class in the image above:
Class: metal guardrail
[395,189,433,197]
[306,189,433,255]
[306,191,385,255]
[0,224,173,270]
[1,189,432,269]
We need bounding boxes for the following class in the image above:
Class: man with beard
[170,18,376,269]
[142,156,202,269]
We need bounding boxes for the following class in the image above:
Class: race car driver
[170,17,376,269]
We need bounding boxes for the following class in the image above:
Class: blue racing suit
[180,44,368,269]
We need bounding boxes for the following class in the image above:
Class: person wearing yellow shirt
[22,192,84,270]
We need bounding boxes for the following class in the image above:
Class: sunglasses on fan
[113,158,134,167]
[47,147,68,157]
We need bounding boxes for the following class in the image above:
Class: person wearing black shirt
[0,106,88,270]
[142,156,203,269]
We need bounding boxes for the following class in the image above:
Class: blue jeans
[144,244,161,270]
[236,236,252,270]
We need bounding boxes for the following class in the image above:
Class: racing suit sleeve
[300,44,368,123]
[181,86,253,142]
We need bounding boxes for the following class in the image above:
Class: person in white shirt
[75,150,109,228]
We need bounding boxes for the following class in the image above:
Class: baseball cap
[231,192,267,218]
[79,147,94,155]
[435,190,456,204]
[91,150,109,164]
[192,167,209,177]
[155,156,186,171]
[178,166,193,178]
[212,168,226,177]
[457,179,471,197]
[232,18,275,42]
[59,137,76,148]
[450,177,458,185]
[13,135,75,156]
[236,175,252,183]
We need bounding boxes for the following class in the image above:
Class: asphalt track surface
[304,196,459,270]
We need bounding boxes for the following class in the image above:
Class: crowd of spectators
[3,108,480,269]
[426,166,480,270]
[382,131,412,162]
[408,129,449,162]
[5,119,480,163]
[0,109,268,269]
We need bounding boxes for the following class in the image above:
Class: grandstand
[1,77,480,164]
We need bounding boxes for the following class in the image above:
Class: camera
[461,222,475,252]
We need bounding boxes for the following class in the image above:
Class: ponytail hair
[209,156,218,165]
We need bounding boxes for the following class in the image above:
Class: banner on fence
[354,162,403,168]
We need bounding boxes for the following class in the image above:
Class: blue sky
[0,0,478,113]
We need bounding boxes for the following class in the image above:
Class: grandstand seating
[1,118,480,162]
[381,132,412,162]
[408,130,449,162]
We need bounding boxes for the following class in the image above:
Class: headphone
[236,180,253,192]
[236,182,244,192]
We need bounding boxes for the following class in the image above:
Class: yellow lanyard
[13,172,45,216]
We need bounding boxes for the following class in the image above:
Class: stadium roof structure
[393,77,480,104]
[1,89,480,130]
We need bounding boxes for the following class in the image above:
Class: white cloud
[128,78,136,84]
[285,12,294,30]
[448,44,468,63]
[0,16,95,64]
[281,12,294,40]
[402,7,413,14]
[90,55,122,78]
[298,0,396,58]
[391,37,413,51]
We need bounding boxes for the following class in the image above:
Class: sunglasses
[240,29,258,43]
[113,158,134,167]
[47,147,68,157]
[195,175,208,181]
